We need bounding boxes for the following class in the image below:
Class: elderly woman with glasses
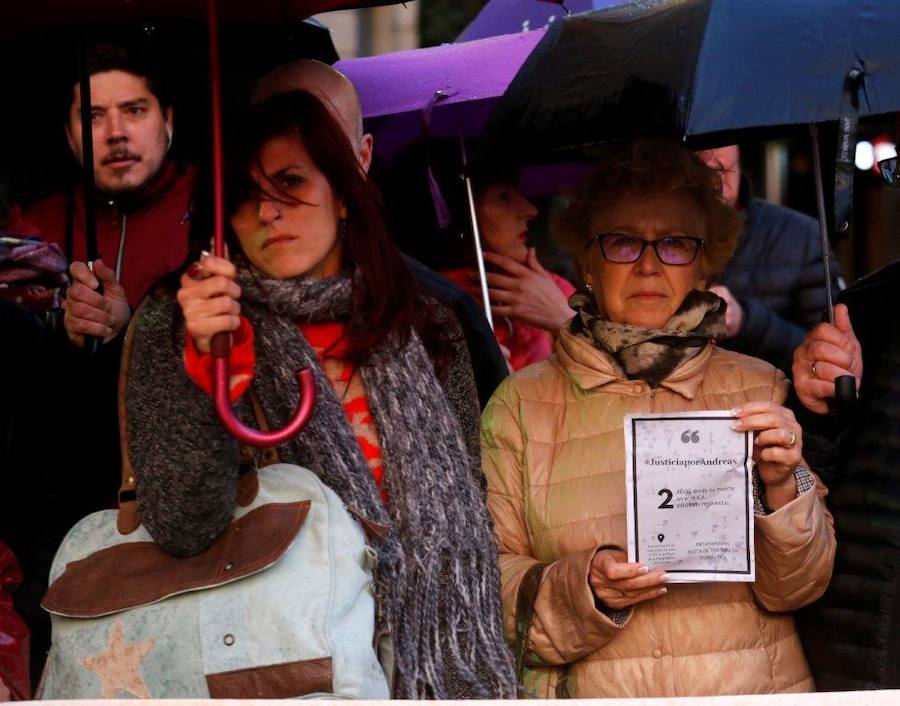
[481,140,835,699]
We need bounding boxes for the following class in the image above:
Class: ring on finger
[787,431,797,448]
[810,361,819,379]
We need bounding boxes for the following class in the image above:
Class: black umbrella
[2,0,408,444]
[480,0,900,407]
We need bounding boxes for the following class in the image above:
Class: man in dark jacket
[25,41,191,312]
[700,146,844,374]
[11,41,192,684]
[789,260,900,690]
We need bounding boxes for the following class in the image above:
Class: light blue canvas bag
[38,461,391,700]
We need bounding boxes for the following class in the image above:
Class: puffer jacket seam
[754,598,780,691]
[580,631,804,663]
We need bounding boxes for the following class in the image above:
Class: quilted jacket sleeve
[751,372,836,611]
[482,381,629,668]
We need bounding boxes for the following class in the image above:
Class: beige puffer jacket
[482,327,835,698]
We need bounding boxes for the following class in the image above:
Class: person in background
[483,139,835,698]
[790,257,900,690]
[252,59,508,406]
[18,38,191,682]
[27,39,191,323]
[384,141,576,371]
[0,540,29,702]
[699,145,844,374]
[445,178,576,371]
[100,90,516,698]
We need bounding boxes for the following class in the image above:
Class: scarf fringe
[238,269,516,699]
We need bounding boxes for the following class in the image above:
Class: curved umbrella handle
[211,332,316,447]
[204,0,315,446]
[834,374,857,414]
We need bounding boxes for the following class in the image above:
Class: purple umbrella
[457,0,621,42]
[337,31,545,327]
[337,30,544,162]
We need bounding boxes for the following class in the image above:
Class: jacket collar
[76,160,190,216]
[554,326,714,400]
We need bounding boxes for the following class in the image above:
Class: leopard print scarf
[570,289,726,388]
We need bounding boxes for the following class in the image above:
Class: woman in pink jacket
[482,140,836,698]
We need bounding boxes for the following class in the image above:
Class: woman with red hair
[115,90,516,699]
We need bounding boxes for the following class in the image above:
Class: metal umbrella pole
[809,122,856,409]
[205,0,315,446]
[77,33,103,356]
[458,134,494,330]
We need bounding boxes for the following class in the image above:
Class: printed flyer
[624,410,755,582]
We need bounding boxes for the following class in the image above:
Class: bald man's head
[252,59,369,162]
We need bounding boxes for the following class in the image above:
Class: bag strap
[513,562,546,683]
[117,305,280,534]
[116,311,142,534]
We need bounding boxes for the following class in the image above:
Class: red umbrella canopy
[2,0,403,35]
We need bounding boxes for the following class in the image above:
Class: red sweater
[184,317,385,495]
[0,541,30,701]
[25,162,193,308]
[441,267,576,371]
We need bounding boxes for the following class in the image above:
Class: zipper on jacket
[114,212,128,281]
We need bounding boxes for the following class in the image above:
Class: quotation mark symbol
[681,430,700,443]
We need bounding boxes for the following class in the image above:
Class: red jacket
[0,541,29,701]
[24,162,193,308]
[441,267,576,371]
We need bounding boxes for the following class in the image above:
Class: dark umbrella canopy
[1,0,407,444]
[481,0,900,162]
[456,0,621,42]
[0,19,338,205]
[478,0,893,408]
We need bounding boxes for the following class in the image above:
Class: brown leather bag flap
[206,657,332,698]
[42,500,309,618]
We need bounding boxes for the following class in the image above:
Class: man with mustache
[11,43,192,684]
[26,40,191,330]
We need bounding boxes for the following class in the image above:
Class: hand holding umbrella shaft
[791,304,862,415]
[63,258,130,347]
[177,254,241,355]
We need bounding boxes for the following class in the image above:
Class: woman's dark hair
[381,138,471,270]
[187,89,432,365]
[380,138,517,271]
[64,39,173,118]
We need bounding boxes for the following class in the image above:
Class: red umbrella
[3,1,401,34]
[6,0,408,445]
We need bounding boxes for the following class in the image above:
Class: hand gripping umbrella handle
[834,375,857,413]
[810,123,857,415]
[211,332,316,447]
[205,0,315,445]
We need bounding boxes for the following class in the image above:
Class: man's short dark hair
[65,40,172,118]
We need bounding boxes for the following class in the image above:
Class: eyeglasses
[590,233,704,265]
[878,157,900,187]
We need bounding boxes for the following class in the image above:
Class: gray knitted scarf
[571,289,726,388]
[236,266,516,699]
